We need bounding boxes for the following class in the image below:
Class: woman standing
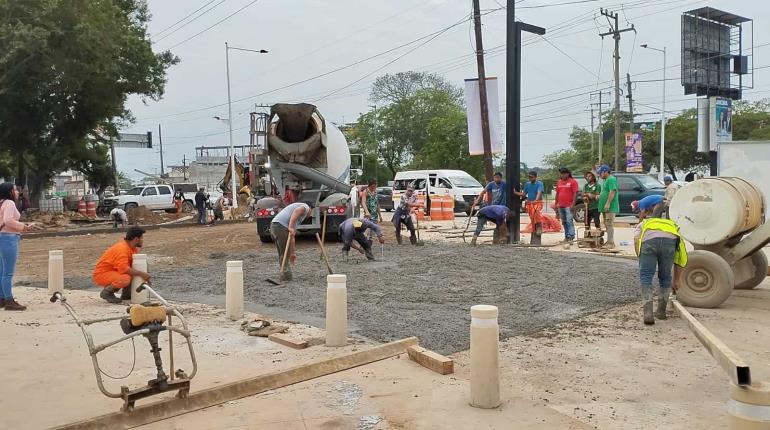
[582,171,601,229]
[0,182,29,311]
[360,179,380,224]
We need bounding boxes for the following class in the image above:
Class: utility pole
[589,90,611,167]
[626,73,634,135]
[158,124,165,178]
[588,105,595,160]
[183,154,188,181]
[110,138,119,194]
[599,9,634,172]
[473,0,494,182]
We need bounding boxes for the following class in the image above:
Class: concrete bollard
[225,261,244,321]
[47,250,64,295]
[728,382,770,429]
[470,304,501,409]
[130,254,150,304]
[325,274,348,347]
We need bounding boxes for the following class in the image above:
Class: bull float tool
[51,285,197,412]
[266,232,293,285]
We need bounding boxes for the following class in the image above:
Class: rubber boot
[656,288,671,320]
[120,286,132,301]
[100,286,122,304]
[409,234,417,245]
[396,234,403,245]
[364,247,375,260]
[641,287,654,325]
[470,234,478,247]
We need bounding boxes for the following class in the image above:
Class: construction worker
[92,226,149,304]
[270,202,310,281]
[662,175,680,219]
[339,217,384,261]
[173,189,184,213]
[360,178,380,223]
[515,171,544,235]
[392,185,422,245]
[597,165,619,249]
[473,172,507,207]
[194,188,207,225]
[470,204,511,246]
[634,194,688,325]
[212,192,228,223]
[109,207,127,229]
[582,171,601,229]
[553,167,579,243]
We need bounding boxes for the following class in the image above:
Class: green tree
[0,0,178,199]
[417,100,484,179]
[370,71,463,105]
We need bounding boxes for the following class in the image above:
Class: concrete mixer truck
[251,103,354,243]
[670,177,770,308]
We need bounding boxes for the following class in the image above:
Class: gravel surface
[33,241,640,354]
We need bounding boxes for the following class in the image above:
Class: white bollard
[225,261,244,321]
[728,382,770,429]
[130,254,149,304]
[325,274,348,347]
[470,304,501,409]
[47,250,64,295]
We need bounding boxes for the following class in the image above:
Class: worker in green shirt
[597,165,619,249]
[582,171,601,229]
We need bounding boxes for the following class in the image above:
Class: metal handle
[50,292,63,303]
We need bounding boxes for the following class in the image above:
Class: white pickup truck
[102,184,196,212]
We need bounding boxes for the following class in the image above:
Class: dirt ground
[8,220,770,428]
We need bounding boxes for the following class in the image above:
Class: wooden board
[53,337,418,430]
[672,301,751,386]
[268,333,308,350]
[406,345,453,375]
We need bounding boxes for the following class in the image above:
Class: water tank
[669,177,764,245]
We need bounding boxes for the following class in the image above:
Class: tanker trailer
[252,103,353,243]
[669,177,769,308]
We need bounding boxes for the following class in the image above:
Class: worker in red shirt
[552,167,579,243]
[92,227,150,303]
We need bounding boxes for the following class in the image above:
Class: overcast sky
[119,0,770,179]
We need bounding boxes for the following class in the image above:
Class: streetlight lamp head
[640,44,648,48]
[259,49,268,53]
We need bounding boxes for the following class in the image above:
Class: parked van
[392,170,484,215]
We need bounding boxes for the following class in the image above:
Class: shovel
[414,213,425,246]
[462,205,477,243]
[265,233,293,285]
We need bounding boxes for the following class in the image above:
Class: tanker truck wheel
[677,250,734,308]
[734,251,768,290]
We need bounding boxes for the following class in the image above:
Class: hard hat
[353,219,363,228]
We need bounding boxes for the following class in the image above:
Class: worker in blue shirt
[473,172,508,208]
[470,205,511,246]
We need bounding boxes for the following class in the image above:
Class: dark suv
[572,173,665,223]
[376,187,394,211]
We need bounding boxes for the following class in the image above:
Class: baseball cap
[353,219,363,228]
[597,165,611,174]
[406,185,414,191]
[638,195,664,211]
[664,175,673,183]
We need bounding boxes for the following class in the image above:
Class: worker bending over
[634,195,688,325]
[270,202,310,281]
[392,185,422,245]
[109,207,127,229]
[92,227,150,304]
[340,218,384,261]
[470,205,511,246]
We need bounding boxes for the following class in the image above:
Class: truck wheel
[259,234,273,244]
[125,203,138,212]
[677,250,734,308]
[182,201,195,213]
[734,251,768,290]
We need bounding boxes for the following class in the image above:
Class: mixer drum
[669,177,765,246]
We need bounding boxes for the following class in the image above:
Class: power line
[166,0,261,50]
[152,0,223,41]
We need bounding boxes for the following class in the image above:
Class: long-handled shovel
[315,233,333,275]
[265,233,293,285]
[462,205,477,243]
[415,212,425,246]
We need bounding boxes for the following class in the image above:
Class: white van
[392,170,484,215]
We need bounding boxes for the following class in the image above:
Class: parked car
[572,173,665,223]
[102,184,197,213]
[376,187,394,211]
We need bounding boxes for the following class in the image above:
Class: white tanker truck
[252,103,354,243]
[670,177,769,308]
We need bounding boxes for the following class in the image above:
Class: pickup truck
[102,185,197,212]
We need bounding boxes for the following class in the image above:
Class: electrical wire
[152,0,224,41]
[97,338,137,380]
[166,0,261,50]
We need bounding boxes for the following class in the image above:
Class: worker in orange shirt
[92,227,150,303]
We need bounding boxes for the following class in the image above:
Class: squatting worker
[597,165,619,249]
[583,171,601,229]
[474,172,507,208]
[553,167,579,243]
[92,226,150,304]
[663,175,680,219]
[516,171,544,234]
[110,207,127,229]
[634,194,687,325]
[340,218,384,261]
[270,202,310,281]
[470,204,511,246]
[392,185,422,245]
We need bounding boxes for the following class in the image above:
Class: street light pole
[641,44,667,180]
[225,42,237,208]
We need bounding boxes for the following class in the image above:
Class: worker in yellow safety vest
[634,194,688,325]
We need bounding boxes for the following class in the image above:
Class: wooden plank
[268,333,308,350]
[53,337,418,430]
[406,345,454,375]
[672,301,751,386]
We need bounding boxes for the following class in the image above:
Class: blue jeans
[558,207,575,240]
[638,237,677,291]
[474,214,499,236]
[197,208,206,224]
[0,233,20,300]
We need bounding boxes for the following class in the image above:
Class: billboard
[625,132,643,173]
[709,96,732,150]
[464,77,502,155]
[114,132,152,149]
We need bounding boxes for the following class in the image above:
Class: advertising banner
[625,132,643,172]
[464,77,502,155]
